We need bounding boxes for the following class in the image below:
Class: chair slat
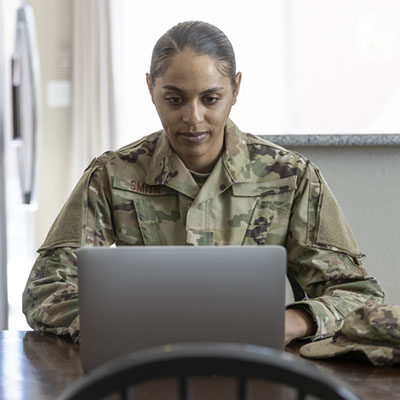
[179,375,190,400]
[237,377,248,400]
[297,390,307,400]
[120,388,128,400]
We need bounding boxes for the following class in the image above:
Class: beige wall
[290,145,400,305]
[29,0,72,247]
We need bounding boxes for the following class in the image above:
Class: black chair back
[59,342,360,400]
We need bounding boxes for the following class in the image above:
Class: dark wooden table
[0,330,399,400]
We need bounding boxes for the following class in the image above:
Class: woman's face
[147,48,241,172]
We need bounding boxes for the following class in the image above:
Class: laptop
[77,245,286,371]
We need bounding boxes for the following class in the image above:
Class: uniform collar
[221,119,252,184]
[145,133,199,199]
[145,119,253,199]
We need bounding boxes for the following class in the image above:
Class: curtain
[70,0,116,190]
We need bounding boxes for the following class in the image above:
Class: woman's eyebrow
[201,87,225,94]
[162,85,225,94]
[162,85,184,93]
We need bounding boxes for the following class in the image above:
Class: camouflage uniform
[22,120,384,342]
[301,302,400,366]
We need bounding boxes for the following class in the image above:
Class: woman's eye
[166,96,183,105]
[203,96,219,104]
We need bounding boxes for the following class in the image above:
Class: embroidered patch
[130,181,161,195]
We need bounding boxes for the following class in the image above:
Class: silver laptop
[78,246,286,371]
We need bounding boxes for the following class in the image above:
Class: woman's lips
[178,131,209,144]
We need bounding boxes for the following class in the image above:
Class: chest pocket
[232,176,297,246]
[111,177,181,245]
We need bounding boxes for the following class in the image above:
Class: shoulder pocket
[40,164,99,250]
[315,179,363,257]
[305,169,363,258]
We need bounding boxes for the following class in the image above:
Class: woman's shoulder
[86,130,164,181]
[244,131,310,170]
[97,130,162,163]
[116,130,163,156]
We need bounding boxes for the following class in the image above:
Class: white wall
[28,0,72,248]
[112,0,287,147]
[290,145,400,305]
[286,0,400,134]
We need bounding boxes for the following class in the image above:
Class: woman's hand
[285,308,315,345]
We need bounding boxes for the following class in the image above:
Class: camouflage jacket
[22,120,384,342]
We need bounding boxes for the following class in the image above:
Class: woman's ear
[232,72,242,105]
[146,73,155,103]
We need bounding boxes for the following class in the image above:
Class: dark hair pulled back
[149,21,237,86]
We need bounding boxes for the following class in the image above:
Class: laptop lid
[78,245,286,371]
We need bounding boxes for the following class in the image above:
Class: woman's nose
[182,101,204,124]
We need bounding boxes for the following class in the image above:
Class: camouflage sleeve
[22,157,116,342]
[286,161,385,340]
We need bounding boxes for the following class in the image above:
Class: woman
[23,21,384,344]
